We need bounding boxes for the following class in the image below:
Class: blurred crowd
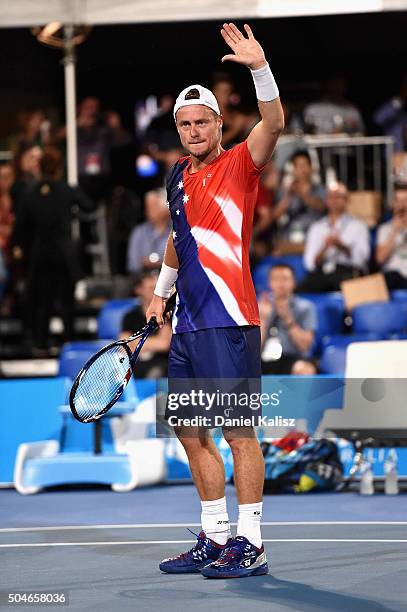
[0,71,407,369]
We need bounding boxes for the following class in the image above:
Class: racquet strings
[72,344,132,421]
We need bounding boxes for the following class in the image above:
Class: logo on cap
[184,88,200,100]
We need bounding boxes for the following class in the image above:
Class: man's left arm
[221,23,285,168]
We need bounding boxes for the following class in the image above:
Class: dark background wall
[0,11,406,136]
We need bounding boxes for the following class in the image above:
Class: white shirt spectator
[377,221,407,278]
[304,102,364,135]
[304,213,370,272]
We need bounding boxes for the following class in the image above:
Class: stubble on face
[175,106,222,162]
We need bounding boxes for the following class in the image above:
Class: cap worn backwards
[173,85,221,119]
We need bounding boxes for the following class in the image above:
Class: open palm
[221,23,266,71]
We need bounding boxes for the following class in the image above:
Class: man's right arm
[145,232,179,327]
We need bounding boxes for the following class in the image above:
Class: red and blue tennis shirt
[167,140,262,334]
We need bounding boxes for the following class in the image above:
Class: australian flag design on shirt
[166,141,262,334]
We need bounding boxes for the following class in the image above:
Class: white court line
[1,539,407,549]
[1,521,407,533]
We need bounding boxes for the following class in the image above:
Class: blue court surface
[1,484,406,611]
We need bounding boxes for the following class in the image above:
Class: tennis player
[146,22,284,578]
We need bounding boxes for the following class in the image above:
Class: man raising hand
[148,23,284,579]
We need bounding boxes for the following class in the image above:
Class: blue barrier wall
[0,378,69,483]
[1,376,406,485]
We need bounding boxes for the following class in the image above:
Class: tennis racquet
[69,292,176,423]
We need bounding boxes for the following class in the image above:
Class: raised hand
[220,23,266,71]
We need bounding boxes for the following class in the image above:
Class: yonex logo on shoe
[217,520,230,524]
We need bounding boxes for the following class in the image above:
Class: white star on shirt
[183,194,190,204]
[172,231,177,240]
[175,209,180,215]
[177,180,183,190]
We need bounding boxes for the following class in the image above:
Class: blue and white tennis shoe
[201,535,268,578]
[159,530,226,574]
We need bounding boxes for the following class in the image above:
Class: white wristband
[250,62,279,102]
[154,262,178,298]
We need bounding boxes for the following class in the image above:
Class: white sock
[201,497,231,545]
[237,502,263,549]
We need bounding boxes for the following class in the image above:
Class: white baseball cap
[173,84,221,119]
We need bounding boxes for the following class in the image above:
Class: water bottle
[359,459,374,495]
[384,450,399,495]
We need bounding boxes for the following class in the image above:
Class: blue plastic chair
[319,345,347,375]
[352,302,407,335]
[97,298,138,339]
[321,332,384,349]
[391,290,407,319]
[391,289,407,304]
[58,340,138,454]
[253,255,307,293]
[58,340,111,380]
[297,294,345,353]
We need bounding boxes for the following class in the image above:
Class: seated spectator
[127,188,171,275]
[259,264,317,375]
[120,270,171,378]
[297,183,370,293]
[376,187,407,289]
[273,150,326,249]
[374,74,407,153]
[304,76,364,136]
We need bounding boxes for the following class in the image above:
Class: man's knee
[175,427,213,456]
[223,427,258,454]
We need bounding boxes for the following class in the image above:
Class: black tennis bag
[262,436,343,494]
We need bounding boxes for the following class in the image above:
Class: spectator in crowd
[273,150,326,248]
[303,76,364,136]
[376,187,407,289]
[11,144,42,212]
[127,188,171,275]
[103,109,135,189]
[297,182,370,292]
[107,186,144,275]
[251,160,279,266]
[212,72,251,147]
[142,95,184,190]
[120,270,171,378]
[14,147,92,353]
[75,96,111,203]
[259,264,317,375]
[281,101,304,136]
[0,163,15,259]
[10,109,51,156]
[104,110,132,148]
[0,163,15,306]
[143,94,179,155]
[374,75,407,153]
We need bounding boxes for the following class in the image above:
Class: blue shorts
[163,326,262,429]
[168,325,261,379]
